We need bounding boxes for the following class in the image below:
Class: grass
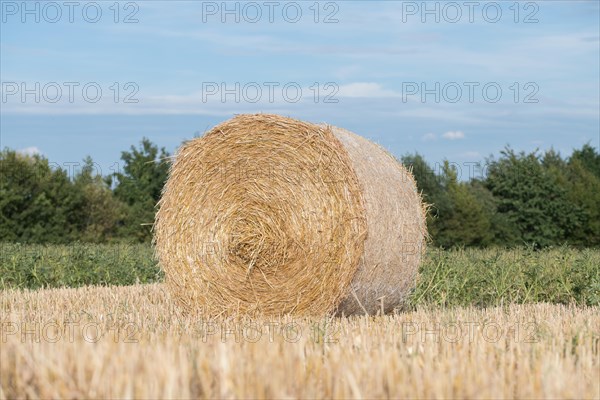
[1,243,598,307]
[412,247,600,307]
[1,284,598,398]
[0,243,161,289]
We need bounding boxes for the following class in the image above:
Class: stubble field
[1,281,599,399]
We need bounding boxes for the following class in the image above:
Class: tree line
[1,139,598,247]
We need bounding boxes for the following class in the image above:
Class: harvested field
[1,284,598,399]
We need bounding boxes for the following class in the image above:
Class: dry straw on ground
[3,284,599,399]
[154,114,426,316]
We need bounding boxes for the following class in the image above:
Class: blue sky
[1,0,598,178]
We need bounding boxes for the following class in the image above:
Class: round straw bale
[154,114,426,316]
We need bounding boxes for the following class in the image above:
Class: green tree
[485,147,585,247]
[0,149,82,243]
[74,157,125,242]
[402,154,449,240]
[112,138,170,241]
[468,179,519,246]
[403,155,492,247]
[432,162,492,247]
[563,145,600,246]
[571,143,600,178]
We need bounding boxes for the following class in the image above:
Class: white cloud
[421,133,436,141]
[337,82,400,98]
[17,146,41,156]
[333,65,362,80]
[442,131,465,140]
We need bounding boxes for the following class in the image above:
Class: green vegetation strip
[411,247,600,307]
[0,243,161,290]
[1,244,598,307]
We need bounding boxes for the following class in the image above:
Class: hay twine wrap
[154,114,426,316]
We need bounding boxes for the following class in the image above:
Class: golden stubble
[1,284,598,399]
